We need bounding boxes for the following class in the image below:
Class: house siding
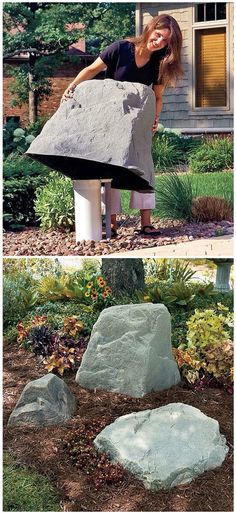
[137,2,234,131]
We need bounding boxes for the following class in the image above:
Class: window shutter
[196,28,226,107]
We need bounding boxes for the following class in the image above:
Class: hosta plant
[143,281,195,307]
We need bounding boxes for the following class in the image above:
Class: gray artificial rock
[76,303,180,397]
[94,403,229,490]
[26,79,155,192]
[8,373,76,427]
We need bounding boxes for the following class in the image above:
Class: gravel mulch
[3,217,233,256]
[3,341,233,512]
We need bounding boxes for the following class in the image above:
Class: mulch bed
[3,217,233,256]
[3,341,233,512]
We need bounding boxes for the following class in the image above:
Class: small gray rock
[94,403,229,490]
[76,303,180,397]
[26,79,155,192]
[8,374,76,426]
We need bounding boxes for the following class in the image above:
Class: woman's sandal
[135,225,161,236]
[111,227,118,238]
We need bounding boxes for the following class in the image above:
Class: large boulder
[8,374,76,427]
[94,403,229,490]
[76,303,180,397]
[26,79,155,192]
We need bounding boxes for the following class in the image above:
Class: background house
[136,2,234,133]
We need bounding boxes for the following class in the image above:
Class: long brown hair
[129,14,183,87]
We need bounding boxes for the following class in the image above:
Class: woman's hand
[61,84,76,103]
[152,117,159,133]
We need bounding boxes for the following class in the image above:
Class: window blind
[196,28,227,107]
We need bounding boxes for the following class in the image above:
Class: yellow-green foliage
[36,273,84,302]
[174,304,234,386]
[186,303,233,348]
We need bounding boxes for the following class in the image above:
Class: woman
[62,14,183,236]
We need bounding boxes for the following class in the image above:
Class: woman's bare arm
[152,84,165,131]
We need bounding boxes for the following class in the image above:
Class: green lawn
[3,452,61,512]
[121,171,233,217]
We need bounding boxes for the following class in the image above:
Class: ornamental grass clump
[156,172,195,220]
[191,195,233,222]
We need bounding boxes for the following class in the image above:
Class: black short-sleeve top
[99,39,167,86]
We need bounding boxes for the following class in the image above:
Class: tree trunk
[28,53,37,123]
[101,258,145,297]
[213,259,233,293]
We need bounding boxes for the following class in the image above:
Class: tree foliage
[3,2,135,118]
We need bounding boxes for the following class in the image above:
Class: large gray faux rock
[76,303,180,397]
[94,403,229,490]
[8,374,76,426]
[26,79,155,192]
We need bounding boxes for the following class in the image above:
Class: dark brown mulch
[3,216,233,256]
[4,341,233,512]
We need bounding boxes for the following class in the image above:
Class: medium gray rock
[26,79,155,192]
[8,374,76,426]
[76,303,180,397]
[94,403,229,490]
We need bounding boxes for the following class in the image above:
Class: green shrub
[156,172,195,220]
[3,118,21,158]
[189,137,233,173]
[3,273,38,328]
[35,172,74,230]
[25,116,49,137]
[152,132,184,171]
[152,131,202,172]
[3,154,49,228]
[18,301,99,336]
[3,116,48,160]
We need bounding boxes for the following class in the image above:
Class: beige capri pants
[101,188,155,214]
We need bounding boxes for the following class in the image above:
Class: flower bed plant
[16,315,89,376]
[173,304,233,391]
[64,419,126,489]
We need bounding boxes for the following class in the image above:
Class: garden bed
[3,341,233,512]
[3,216,233,256]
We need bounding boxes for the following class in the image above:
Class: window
[195,28,227,108]
[6,115,20,123]
[195,3,226,22]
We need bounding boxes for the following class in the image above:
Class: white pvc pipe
[73,180,102,242]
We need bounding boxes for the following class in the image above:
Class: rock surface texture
[8,373,76,426]
[26,79,155,192]
[76,303,180,397]
[94,403,229,490]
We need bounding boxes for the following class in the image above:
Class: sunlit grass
[3,452,61,512]
[121,171,233,217]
